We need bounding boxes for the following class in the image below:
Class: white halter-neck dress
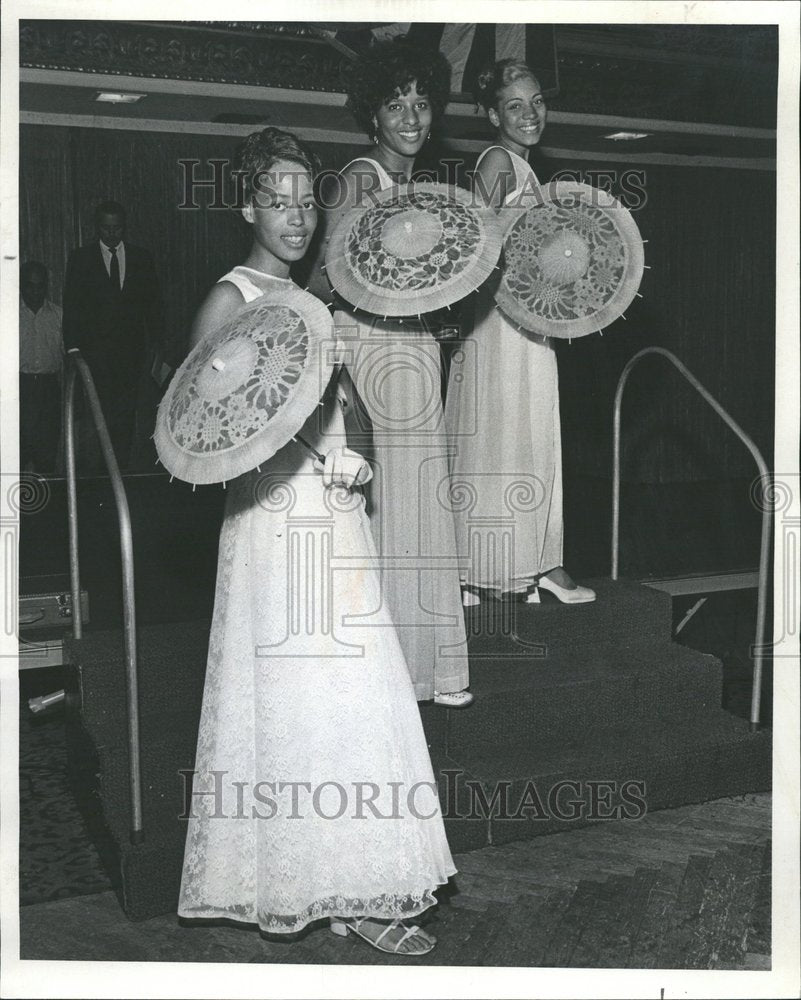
[445,147,564,591]
[332,158,470,701]
[178,265,456,934]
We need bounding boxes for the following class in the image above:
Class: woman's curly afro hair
[346,37,451,140]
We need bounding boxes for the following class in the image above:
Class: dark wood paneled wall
[20,124,775,484]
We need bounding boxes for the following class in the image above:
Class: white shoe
[538,575,596,604]
[525,586,541,604]
[330,917,436,955]
[461,585,481,607]
[434,689,474,709]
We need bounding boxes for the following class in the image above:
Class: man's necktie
[109,247,120,291]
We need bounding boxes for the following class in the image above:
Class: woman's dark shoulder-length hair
[346,37,451,139]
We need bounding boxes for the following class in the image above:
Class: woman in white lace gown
[178,128,455,956]
[314,37,472,708]
[445,60,596,607]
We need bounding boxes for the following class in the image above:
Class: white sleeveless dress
[445,147,564,591]
[178,266,456,934]
[333,158,469,701]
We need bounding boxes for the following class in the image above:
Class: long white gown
[178,266,456,935]
[333,158,470,701]
[445,148,564,592]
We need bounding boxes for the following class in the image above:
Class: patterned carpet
[19,669,116,906]
[18,669,771,969]
[242,797,772,969]
[19,796,771,969]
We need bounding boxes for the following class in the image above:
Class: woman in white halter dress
[318,38,472,705]
[178,131,455,956]
[445,59,596,606]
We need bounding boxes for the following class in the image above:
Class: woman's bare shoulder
[476,145,515,179]
[189,280,245,348]
[473,146,516,207]
[331,156,385,212]
[339,155,380,182]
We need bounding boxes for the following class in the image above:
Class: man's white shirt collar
[99,240,126,287]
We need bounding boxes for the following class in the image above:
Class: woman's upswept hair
[233,127,320,204]
[474,59,540,113]
[346,37,451,140]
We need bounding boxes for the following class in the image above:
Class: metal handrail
[612,347,771,732]
[64,348,144,844]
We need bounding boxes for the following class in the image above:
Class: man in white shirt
[19,261,63,472]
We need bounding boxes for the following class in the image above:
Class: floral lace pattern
[180,889,440,935]
[346,189,483,292]
[177,363,456,935]
[497,186,643,339]
[168,302,309,454]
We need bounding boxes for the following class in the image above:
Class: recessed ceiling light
[95,92,147,104]
[604,131,649,141]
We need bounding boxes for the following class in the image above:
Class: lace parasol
[325,182,503,318]
[155,285,335,485]
[495,182,645,339]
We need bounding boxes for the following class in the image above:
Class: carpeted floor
[19,667,117,906]
[18,588,768,911]
[18,793,771,968]
[18,669,772,969]
[17,592,772,967]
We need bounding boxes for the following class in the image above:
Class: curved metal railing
[612,347,771,732]
[64,348,144,844]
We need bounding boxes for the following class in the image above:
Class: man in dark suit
[63,200,163,468]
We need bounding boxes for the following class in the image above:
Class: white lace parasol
[155,285,335,485]
[496,182,645,339]
[325,182,503,317]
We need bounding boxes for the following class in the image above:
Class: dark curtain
[19,124,775,484]
[68,128,250,364]
[19,126,76,306]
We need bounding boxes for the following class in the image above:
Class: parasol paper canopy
[325,182,503,317]
[155,284,336,485]
[495,181,645,339]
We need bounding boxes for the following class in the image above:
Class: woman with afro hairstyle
[318,37,474,709]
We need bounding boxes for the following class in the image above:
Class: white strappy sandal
[330,917,436,955]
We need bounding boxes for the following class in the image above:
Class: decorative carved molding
[186,22,326,39]
[19,20,777,127]
[19,20,353,92]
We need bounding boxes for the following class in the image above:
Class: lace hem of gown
[179,883,452,935]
